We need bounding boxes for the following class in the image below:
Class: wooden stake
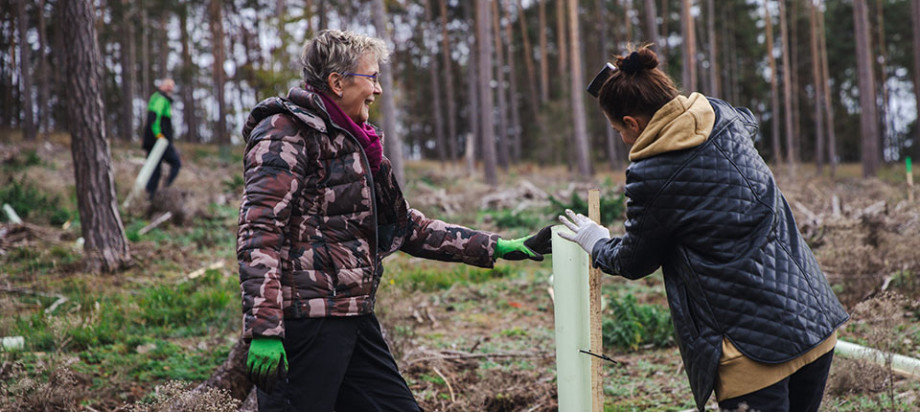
[588,189,604,412]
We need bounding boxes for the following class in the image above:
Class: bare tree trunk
[599,0,622,170]
[817,0,837,176]
[808,0,825,174]
[477,0,498,185]
[853,0,880,177]
[61,0,131,273]
[504,0,522,162]
[538,0,549,104]
[661,0,669,56]
[644,0,665,66]
[875,0,892,160]
[706,0,719,97]
[372,0,404,186]
[491,0,510,169]
[680,0,696,91]
[778,0,796,167]
[140,1,150,101]
[789,0,801,153]
[196,337,252,401]
[209,0,228,146]
[516,0,540,119]
[37,0,50,135]
[912,0,920,161]
[179,3,198,143]
[118,0,137,142]
[623,0,634,42]
[158,13,168,81]
[439,0,459,163]
[765,0,782,165]
[568,0,592,178]
[424,0,447,163]
[555,0,568,100]
[17,0,36,141]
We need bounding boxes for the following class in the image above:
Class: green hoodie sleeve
[147,93,171,137]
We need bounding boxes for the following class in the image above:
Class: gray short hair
[301,29,390,94]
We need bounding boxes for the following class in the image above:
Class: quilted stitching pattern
[593,98,848,411]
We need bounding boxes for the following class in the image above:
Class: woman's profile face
[339,52,381,124]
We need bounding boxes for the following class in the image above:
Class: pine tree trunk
[477,0,498,185]
[209,0,228,146]
[424,0,447,163]
[17,0,36,141]
[789,0,801,154]
[439,0,459,162]
[158,14,168,81]
[196,337,252,401]
[118,0,137,142]
[179,3,198,143]
[875,0,891,160]
[599,0,622,170]
[778,0,796,167]
[465,0,480,174]
[706,0,719,97]
[568,0,592,178]
[912,0,920,160]
[538,0,549,103]
[140,2,150,101]
[853,0,880,177]
[372,0,405,186]
[765,0,783,165]
[660,0,669,56]
[37,0,50,135]
[623,0,634,42]
[516,0,541,118]
[808,0,825,174]
[491,0,510,169]
[504,0,522,162]
[644,0,664,64]
[817,0,837,176]
[60,0,131,273]
[681,0,697,91]
[555,0,568,100]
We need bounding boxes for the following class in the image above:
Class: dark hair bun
[616,48,659,74]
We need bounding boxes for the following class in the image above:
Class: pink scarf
[316,91,383,174]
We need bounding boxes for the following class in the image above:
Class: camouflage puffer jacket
[237,87,500,340]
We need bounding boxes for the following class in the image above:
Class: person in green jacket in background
[142,78,181,199]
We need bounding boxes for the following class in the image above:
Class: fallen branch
[183,261,226,282]
[138,211,173,235]
[432,367,456,403]
[0,285,68,315]
[404,350,550,366]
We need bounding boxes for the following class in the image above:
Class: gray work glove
[558,209,610,254]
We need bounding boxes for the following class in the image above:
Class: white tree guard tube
[3,203,23,224]
[122,137,169,208]
[835,339,920,379]
[552,225,593,411]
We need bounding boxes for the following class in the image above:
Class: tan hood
[629,92,715,161]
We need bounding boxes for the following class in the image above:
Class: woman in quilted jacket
[237,29,551,411]
[559,46,848,412]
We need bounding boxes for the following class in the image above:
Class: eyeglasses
[344,72,380,86]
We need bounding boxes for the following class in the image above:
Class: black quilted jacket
[591,97,849,410]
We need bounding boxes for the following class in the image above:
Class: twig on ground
[138,211,173,235]
[405,350,550,366]
[432,367,456,403]
[182,261,226,282]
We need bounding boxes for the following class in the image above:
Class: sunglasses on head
[586,62,617,98]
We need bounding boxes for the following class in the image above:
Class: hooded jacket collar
[629,92,716,161]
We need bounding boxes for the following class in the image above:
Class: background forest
[2,0,920,411]
[2,0,919,179]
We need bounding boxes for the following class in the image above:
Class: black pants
[257,315,421,412]
[718,350,834,412]
[145,143,181,198]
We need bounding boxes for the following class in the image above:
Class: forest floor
[1,134,920,411]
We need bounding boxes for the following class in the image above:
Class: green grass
[0,177,73,225]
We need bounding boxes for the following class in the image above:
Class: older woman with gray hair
[236,29,551,411]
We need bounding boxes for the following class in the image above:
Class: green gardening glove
[495,225,553,261]
[246,337,288,394]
